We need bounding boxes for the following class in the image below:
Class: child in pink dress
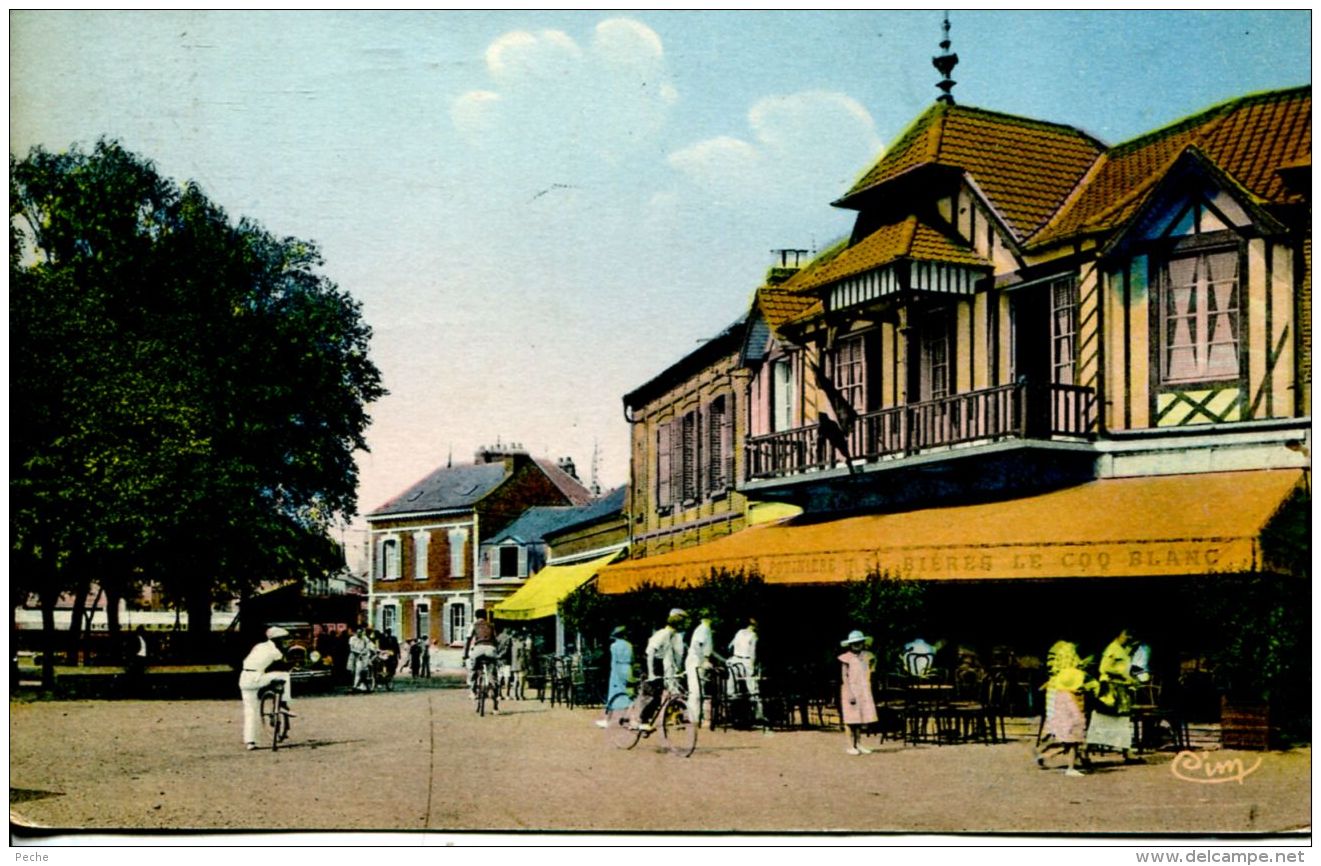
[838,630,878,755]
[1036,640,1094,776]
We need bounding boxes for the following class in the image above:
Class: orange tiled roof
[838,104,1105,240]
[1031,86,1311,247]
[757,286,821,334]
[783,215,991,296]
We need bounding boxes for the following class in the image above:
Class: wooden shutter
[681,411,698,501]
[656,422,672,507]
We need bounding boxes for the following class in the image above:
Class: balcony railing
[744,382,1097,481]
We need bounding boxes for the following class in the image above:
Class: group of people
[600,608,764,730]
[461,609,534,702]
[1035,628,1151,775]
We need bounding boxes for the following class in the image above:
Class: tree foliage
[11,140,385,667]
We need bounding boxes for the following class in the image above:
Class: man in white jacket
[239,626,296,750]
[685,610,724,724]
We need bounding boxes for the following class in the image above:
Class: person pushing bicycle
[239,626,296,751]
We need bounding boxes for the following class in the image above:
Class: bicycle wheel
[605,694,641,750]
[260,691,278,750]
[476,672,487,716]
[660,696,698,757]
[488,677,500,714]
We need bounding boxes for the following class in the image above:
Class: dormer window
[1160,249,1240,383]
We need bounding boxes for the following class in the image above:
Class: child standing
[1036,640,1094,776]
[838,629,878,755]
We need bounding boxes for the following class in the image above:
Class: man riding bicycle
[636,608,687,731]
[463,609,499,701]
[239,626,297,751]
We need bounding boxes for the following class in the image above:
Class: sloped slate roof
[784,215,991,295]
[838,103,1105,240]
[544,485,629,538]
[368,455,592,518]
[487,505,582,545]
[368,462,509,518]
[1031,86,1311,247]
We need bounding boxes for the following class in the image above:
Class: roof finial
[932,11,958,105]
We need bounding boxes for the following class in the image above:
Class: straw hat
[840,629,871,647]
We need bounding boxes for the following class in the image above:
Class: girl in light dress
[1036,640,1095,776]
[838,630,879,755]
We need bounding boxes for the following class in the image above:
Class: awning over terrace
[492,551,622,621]
[597,470,1304,594]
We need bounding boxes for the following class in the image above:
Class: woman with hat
[595,625,635,728]
[838,629,878,755]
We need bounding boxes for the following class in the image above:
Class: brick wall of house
[628,347,752,560]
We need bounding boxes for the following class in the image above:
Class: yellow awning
[493,551,622,621]
[598,470,1303,594]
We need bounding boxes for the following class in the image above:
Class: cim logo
[1169,750,1263,785]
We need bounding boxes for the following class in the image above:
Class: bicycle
[373,650,396,692]
[258,680,292,751]
[473,656,500,717]
[604,680,698,757]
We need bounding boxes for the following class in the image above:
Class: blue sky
[9,9,1311,551]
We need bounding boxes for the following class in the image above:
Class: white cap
[266,626,290,640]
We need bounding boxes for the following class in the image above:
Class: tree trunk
[105,583,121,639]
[39,589,57,691]
[186,590,213,661]
[65,579,91,665]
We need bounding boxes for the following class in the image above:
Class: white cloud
[666,136,762,201]
[452,18,676,165]
[667,90,883,207]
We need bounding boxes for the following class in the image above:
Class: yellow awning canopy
[493,551,622,620]
[598,470,1304,594]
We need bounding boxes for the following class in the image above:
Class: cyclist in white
[685,610,724,723]
[239,626,296,750]
[638,608,687,730]
[727,617,765,723]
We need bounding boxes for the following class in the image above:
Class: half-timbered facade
[606,85,1309,592]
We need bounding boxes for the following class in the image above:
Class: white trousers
[239,671,292,745]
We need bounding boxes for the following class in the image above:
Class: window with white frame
[448,602,467,645]
[1050,277,1078,385]
[379,537,400,581]
[448,528,468,577]
[919,318,950,402]
[379,603,397,635]
[1160,249,1240,383]
[771,356,795,432]
[829,335,866,412]
[413,531,429,580]
[415,603,429,642]
[499,544,520,578]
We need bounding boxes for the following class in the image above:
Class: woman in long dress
[838,630,878,755]
[1086,628,1138,760]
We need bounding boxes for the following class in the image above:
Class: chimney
[474,441,530,465]
[557,456,579,480]
[766,248,810,285]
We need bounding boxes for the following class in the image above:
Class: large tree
[11,140,385,678]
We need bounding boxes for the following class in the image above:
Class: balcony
[745,382,1097,481]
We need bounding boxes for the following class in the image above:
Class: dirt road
[9,687,1311,836]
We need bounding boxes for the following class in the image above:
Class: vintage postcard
[9,9,1311,854]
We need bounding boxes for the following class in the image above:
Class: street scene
[9,683,1311,836]
[10,10,1311,851]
